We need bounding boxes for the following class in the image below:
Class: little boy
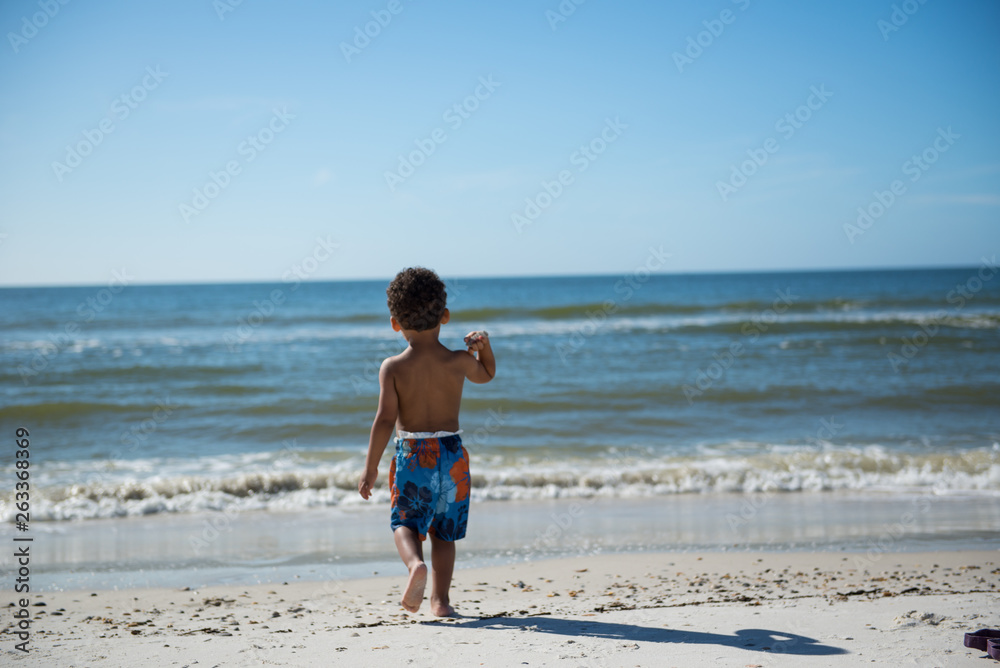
[358,267,496,616]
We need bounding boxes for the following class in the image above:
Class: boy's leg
[429,534,456,617]
[393,527,427,613]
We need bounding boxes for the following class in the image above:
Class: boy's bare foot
[430,598,455,617]
[401,562,427,612]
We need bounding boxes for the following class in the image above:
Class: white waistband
[396,429,463,439]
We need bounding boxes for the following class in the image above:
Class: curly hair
[386,267,447,331]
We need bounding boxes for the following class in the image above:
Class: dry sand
[4,550,998,667]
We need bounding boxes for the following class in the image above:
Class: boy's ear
[390,316,402,332]
[440,308,450,325]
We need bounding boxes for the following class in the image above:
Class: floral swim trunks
[389,432,470,541]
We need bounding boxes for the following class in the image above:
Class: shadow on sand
[444,615,849,656]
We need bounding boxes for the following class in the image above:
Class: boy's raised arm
[359,359,399,499]
[463,332,496,384]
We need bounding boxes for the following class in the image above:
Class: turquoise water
[1,266,999,524]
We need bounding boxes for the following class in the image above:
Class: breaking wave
[4,443,997,522]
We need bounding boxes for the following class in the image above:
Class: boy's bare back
[386,343,474,433]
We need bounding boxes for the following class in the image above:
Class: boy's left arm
[358,359,399,499]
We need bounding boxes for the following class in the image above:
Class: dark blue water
[2,266,999,522]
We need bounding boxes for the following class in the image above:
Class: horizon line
[0,261,989,290]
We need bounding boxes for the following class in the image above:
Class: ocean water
[2,265,998,529]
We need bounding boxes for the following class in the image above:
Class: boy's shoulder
[381,346,470,371]
[380,351,406,369]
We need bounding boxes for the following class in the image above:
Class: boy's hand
[462,330,495,383]
[358,468,378,500]
[464,330,489,354]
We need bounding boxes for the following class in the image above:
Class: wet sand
[5,550,997,667]
[15,492,1000,591]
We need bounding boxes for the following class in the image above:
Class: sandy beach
[3,0,999,664]
[5,549,997,667]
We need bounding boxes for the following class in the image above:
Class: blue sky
[0,0,997,286]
